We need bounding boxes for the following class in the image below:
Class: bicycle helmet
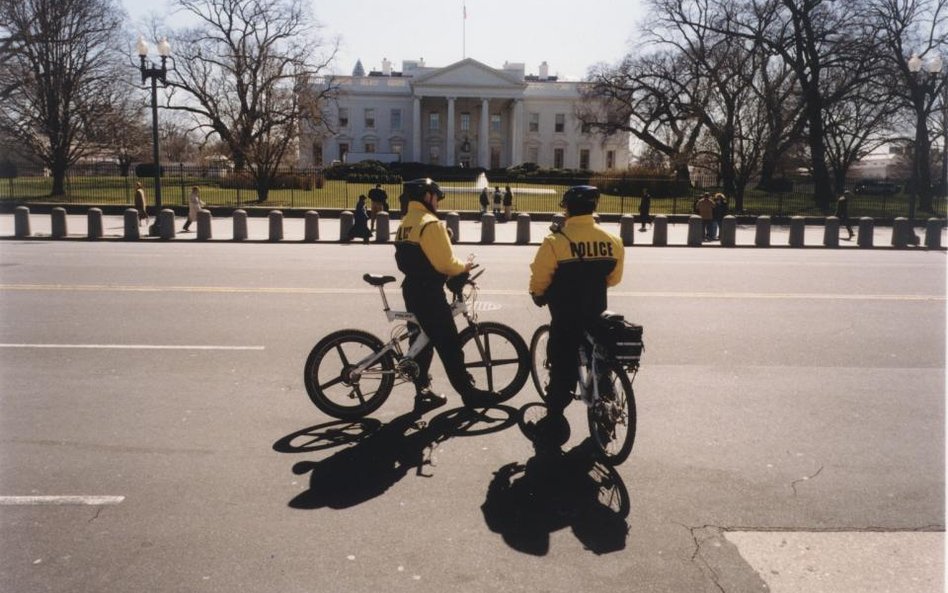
[403,178,445,202]
[560,185,599,216]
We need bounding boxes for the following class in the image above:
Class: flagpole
[462,1,467,59]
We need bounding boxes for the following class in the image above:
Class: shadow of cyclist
[276,405,517,510]
[481,438,631,556]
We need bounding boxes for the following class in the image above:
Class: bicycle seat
[363,274,397,286]
[600,310,625,322]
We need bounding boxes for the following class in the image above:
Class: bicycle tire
[458,321,530,404]
[303,329,395,420]
[587,360,636,465]
[528,324,551,400]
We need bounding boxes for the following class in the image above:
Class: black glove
[446,272,469,295]
[531,293,547,307]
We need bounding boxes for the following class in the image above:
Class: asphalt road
[0,240,944,593]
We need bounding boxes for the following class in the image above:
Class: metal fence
[1,162,945,219]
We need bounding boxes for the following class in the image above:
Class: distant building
[300,58,630,171]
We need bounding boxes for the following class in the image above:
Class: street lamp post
[907,52,944,221]
[136,36,171,236]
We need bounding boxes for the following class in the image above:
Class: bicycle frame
[576,333,603,408]
[347,277,476,384]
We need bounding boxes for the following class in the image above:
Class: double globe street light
[136,35,172,236]
[907,52,947,220]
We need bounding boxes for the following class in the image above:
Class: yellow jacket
[529,215,624,315]
[395,202,466,285]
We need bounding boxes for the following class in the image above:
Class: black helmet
[403,178,444,202]
[560,185,599,215]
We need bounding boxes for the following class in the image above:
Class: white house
[299,58,630,172]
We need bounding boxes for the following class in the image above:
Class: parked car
[853,180,901,195]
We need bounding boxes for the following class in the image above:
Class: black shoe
[525,415,570,449]
[414,388,447,410]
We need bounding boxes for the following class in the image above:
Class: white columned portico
[446,97,456,166]
[479,98,490,167]
[511,99,524,166]
[412,96,422,161]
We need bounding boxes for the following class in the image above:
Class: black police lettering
[569,241,614,258]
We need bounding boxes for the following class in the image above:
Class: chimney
[382,57,391,76]
[539,61,549,80]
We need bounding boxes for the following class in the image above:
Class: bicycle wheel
[303,329,395,420]
[458,321,529,404]
[587,360,636,465]
[528,324,551,400]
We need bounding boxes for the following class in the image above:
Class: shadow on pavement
[274,405,517,510]
[481,438,631,556]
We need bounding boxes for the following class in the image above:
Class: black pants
[402,282,494,402]
[545,313,585,417]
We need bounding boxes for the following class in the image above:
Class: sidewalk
[0,211,944,249]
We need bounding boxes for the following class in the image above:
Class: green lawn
[1,174,944,218]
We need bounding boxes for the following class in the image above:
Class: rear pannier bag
[593,311,644,364]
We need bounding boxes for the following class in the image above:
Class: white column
[446,97,456,166]
[479,98,490,167]
[510,99,524,166]
[412,96,422,162]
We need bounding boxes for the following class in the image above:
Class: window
[391,142,403,156]
[606,150,615,169]
[364,108,375,129]
[390,109,402,130]
[555,113,565,133]
[490,146,501,169]
[460,112,471,133]
[553,148,564,169]
[365,142,376,153]
[490,114,502,133]
[526,146,539,163]
[429,145,440,164]
[579,149,590,170]
[529,112,539,133]
[338,108,349,128]
[429,112,440,131]
[339,143,349,162]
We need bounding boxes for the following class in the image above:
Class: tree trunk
[51,166,67,196]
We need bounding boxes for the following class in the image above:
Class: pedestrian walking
[638,189,651,231]
[181,186,204,232]
[347,195,373,243]
[836,191,854,240]
[134,182,149,227]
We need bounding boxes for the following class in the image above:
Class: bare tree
[163,0,336,201]
[583,51,704,183]
[868,0,948,214]
[0,0,127,195]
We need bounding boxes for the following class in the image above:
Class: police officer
[395,178,497,409]
[528,185,624,450]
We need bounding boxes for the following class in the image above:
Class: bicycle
[522,312,642,465]
[304,268,530,420]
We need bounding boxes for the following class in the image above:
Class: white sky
[123,0,646,81]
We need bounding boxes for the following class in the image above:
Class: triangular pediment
[412,58,527,90]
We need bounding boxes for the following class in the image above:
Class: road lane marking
[0,344,264,351]
[0,283,942,302]
[0,495,125,505]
